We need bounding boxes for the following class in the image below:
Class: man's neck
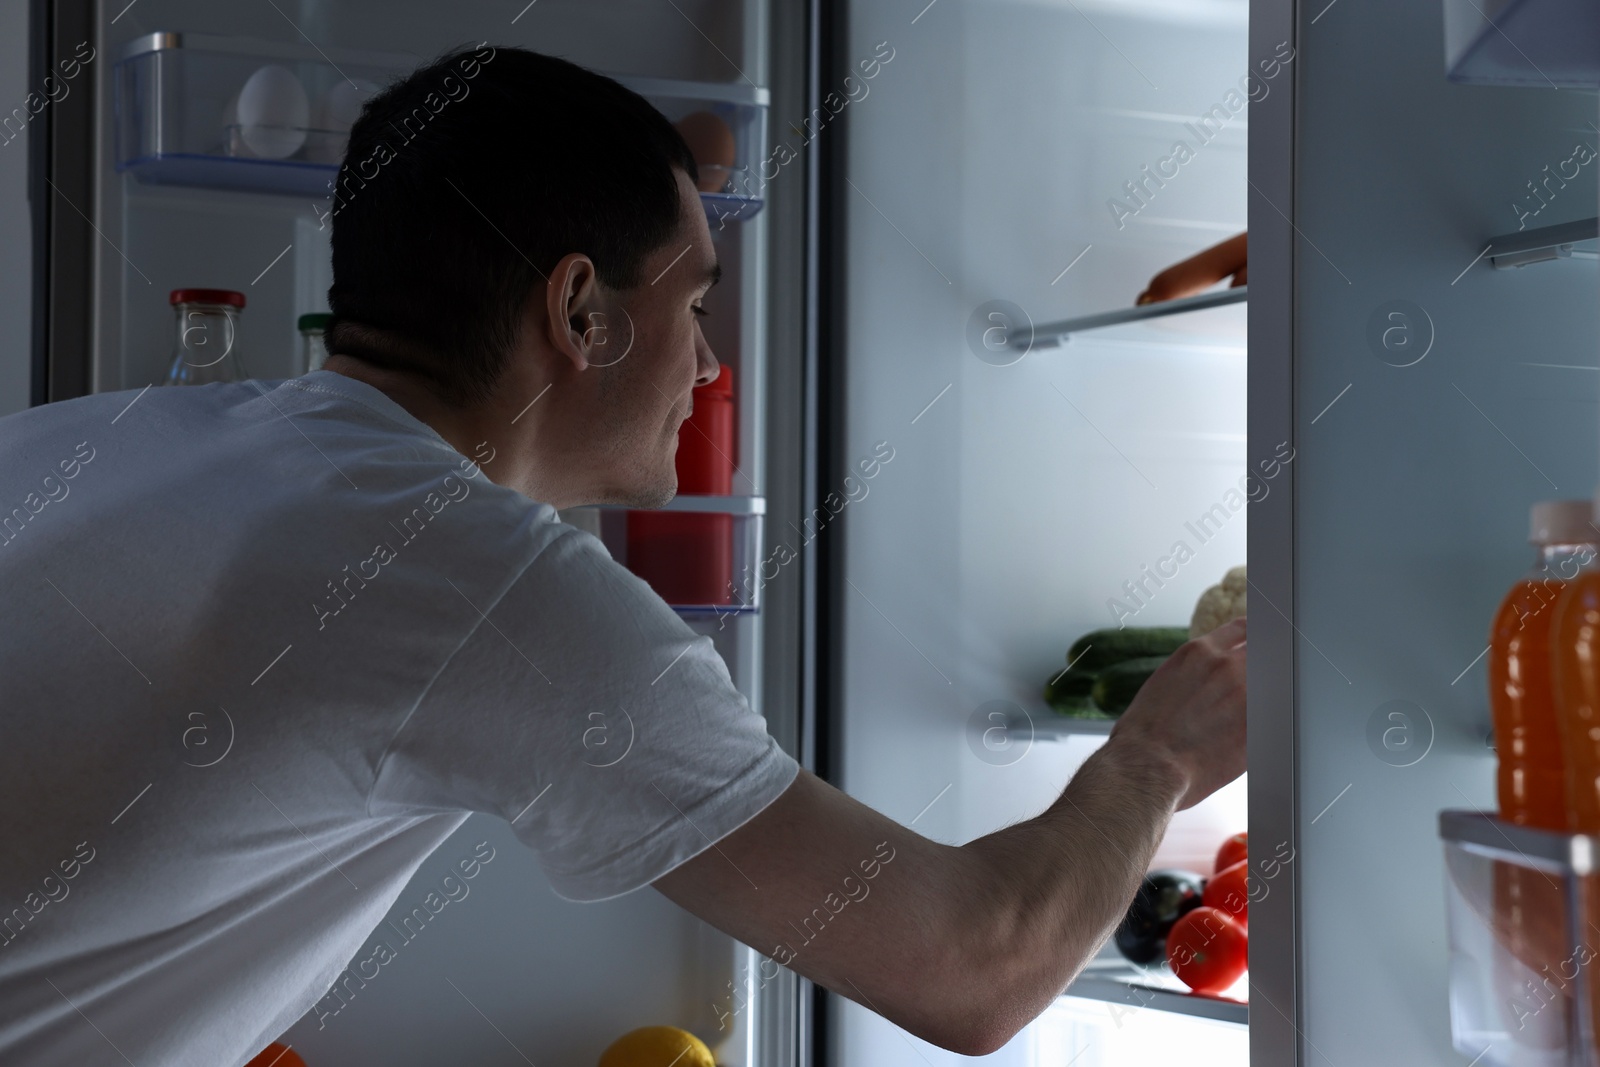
[323,355,476,451]
[323,354,548,496]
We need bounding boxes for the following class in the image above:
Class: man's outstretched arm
[654,617,1247,1057]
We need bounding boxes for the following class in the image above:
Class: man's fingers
[1200,615,1247,649]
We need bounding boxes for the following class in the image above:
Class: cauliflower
[1190,565,1247,638]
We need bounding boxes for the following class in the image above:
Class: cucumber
[1091,655,1168,716]
[1067,627,1189,673]
[1043,669,1100,716]
[1054,702,1117,721]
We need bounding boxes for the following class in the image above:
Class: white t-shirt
[0,370,798,1067]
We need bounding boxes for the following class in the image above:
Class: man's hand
[653,618,1247,1056]
[1107,615,1248,810]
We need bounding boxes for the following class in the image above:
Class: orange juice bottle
[1499,499,1600,1053]
[1494,500,1597,830]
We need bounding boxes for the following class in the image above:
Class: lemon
[597,1025,715,1067]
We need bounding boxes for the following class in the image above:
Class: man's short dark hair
[325,46,699,406]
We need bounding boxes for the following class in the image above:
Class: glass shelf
[1008,709,1118,739]
[1063,957,1248,1026]
[1023,286,1247,350]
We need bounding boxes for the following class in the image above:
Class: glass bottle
[163,289,248,385]
[297,313,331,374]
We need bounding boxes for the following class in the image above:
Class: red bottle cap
[170,289,246,308]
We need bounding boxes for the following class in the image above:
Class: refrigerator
[22,0,1600,1064]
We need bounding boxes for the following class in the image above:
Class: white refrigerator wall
[82,1,777,1064]
[836,0,1248,1063]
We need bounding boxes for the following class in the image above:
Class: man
[0,46,1246,1064]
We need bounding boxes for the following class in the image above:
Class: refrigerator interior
[76,1,790,1064]
[833,0,1249,1063]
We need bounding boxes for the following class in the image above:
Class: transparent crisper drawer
[1440,810,1600,1066]
[571,497,765,615]
[114,33,770,220]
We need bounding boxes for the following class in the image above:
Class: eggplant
[1114,869,1205,965]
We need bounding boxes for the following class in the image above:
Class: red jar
[626,366,737,609]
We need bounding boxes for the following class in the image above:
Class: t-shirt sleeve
[366,525,800,902]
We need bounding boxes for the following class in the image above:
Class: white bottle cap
[1531,499,1596,544]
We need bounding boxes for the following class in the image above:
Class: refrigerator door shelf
[115,150,765,224]
[602,76,771,225]
[1443,0,1600,88]
[1486,217,1600,270]
[572,501,766,615]
[652,494,767,515]
[1063,957,1248,1027]
[117,150,764,222]
[1438,810,1600,1065]
[114,32,769,219]
[118,148,345,198]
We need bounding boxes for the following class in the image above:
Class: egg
[236,65,310,160]
[674,110,736,193]
[306,78,378,163]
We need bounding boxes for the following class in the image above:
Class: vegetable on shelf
[1115,832,1253,998]
[1190,565,1247,638]
[1043,668,1099,716]
[1167,906,1248,995]
[1090,656,1168,716]
[1214,831,1248,874]
[1043,626,1187,718]
[1066,626,1190,673]
[1203,861,1250,929]
[1115,870,1206,965]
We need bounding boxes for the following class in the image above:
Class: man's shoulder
[0,374,568,576]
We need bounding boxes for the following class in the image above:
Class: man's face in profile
[576,168,721,508]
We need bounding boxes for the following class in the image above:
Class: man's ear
[544,252,607,371]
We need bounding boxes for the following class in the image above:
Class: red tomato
[244,1044,307,1067]
[1166,906,1248,995]
[1203,860,1249,928]
[1214,832,1247,874]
